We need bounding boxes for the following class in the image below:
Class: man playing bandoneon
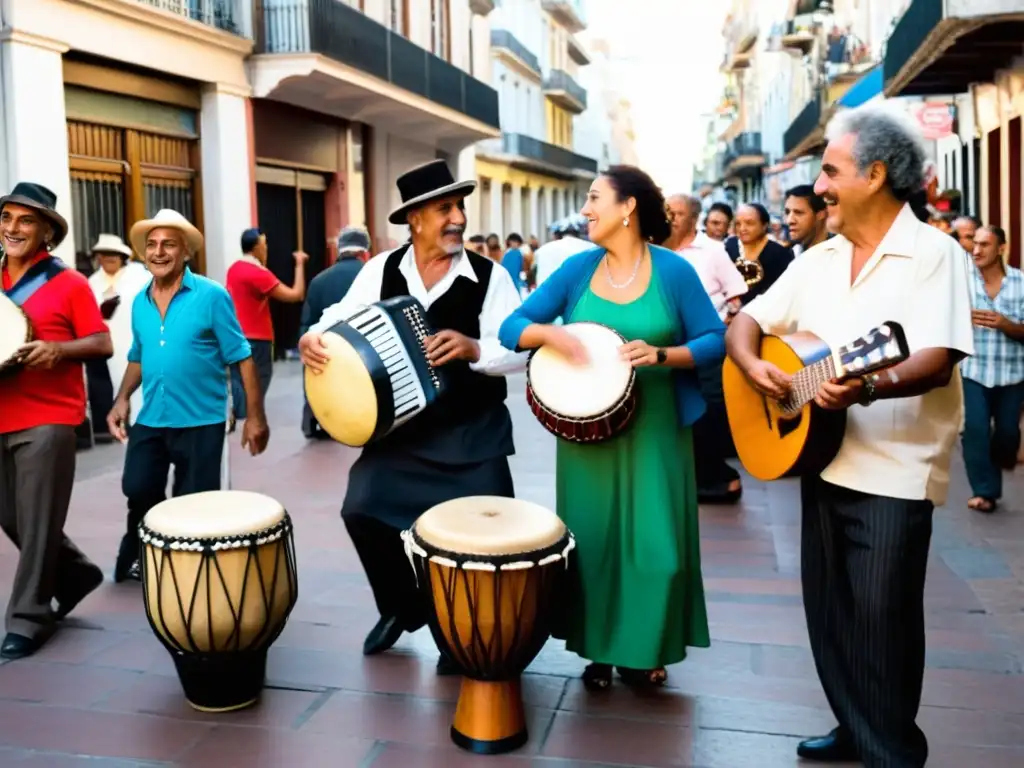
[725,103,973,767]
[298,160,525,671]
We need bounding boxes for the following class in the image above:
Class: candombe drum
[526,321,638,443]
[140,490,298,712]
[0,293,32,376]
[402,496,575,754]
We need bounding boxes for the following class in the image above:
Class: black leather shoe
[113,555,140,584]
[363,616,403,656]
[436,652,460,676]
[1,633,44,660]
[55,563,104,620]
[797,728,859,762]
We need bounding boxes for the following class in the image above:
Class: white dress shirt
[534,236,593,287]
[311,245,529,376]
[676,232,748,320]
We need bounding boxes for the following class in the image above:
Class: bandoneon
[140,491,298,713]
[0,293,32,376]
[305,296,448,447]
[402,497,575,754]
[527,321,637,444]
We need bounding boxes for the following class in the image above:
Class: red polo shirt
[1,252,108,434]
[226,260,279,341]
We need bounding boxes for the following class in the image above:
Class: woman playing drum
[498,165,725,690]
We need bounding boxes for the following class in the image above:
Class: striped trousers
[800,477,933,768]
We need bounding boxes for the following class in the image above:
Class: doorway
[254,165,328,356]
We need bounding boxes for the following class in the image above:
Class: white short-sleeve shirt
[741,204,974,505]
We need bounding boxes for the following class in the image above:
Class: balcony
[544,69,587,113]
[780,18,816,54]
[721,132,765,177]
[882,0,1024,98]
[252,0,500,147]
[491,30,542,79]
[567,35,591,66]
[784,94,826,159]
[479,132,598,179]
[541,0,587,34]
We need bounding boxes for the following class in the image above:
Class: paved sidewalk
[0,363,1022,767]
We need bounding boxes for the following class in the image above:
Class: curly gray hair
[824,102,927,202]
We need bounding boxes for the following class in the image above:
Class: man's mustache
[442,226,465,237]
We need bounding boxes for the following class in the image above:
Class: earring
[622,218,629,227]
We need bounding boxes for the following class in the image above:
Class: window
[431,0,451,60]
[390,0,406,35]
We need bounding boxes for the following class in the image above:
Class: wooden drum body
[402,496,575,754]
[526,322,638,444]
[0,293,32,377]
[140,491,299,713]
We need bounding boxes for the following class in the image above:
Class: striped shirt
[961,266,1024,388]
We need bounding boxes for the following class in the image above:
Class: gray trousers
[0,425,97,638]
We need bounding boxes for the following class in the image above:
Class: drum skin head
[414,496,565,556]
[143,491,285,539]
[304,330,378,447]
[529,322,632,419]
[0,295,30,366]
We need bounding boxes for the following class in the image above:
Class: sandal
[582,663,613,691]
[968,496,997,513]
[616,666,668,687]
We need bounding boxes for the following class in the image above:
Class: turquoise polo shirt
[128,267,252,429]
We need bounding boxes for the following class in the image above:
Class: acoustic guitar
[723,322,910,481]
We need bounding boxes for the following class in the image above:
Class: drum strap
[1,256,67,306]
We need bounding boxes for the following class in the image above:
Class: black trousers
[693,361,740,491]
[84,358,114,438]
[118,422,225,564]
[341,452,515,632]
[801,476,933,768]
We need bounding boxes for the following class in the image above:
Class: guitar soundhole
[777,409,802,439]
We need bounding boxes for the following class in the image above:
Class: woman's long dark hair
[601,166,672,245]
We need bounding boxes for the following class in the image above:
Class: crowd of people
[0,98,1018,768]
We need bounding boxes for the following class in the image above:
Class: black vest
[371,246,513,463]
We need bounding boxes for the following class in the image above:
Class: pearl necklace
[605,249,644,289]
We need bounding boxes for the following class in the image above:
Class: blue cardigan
[498,245,726,427]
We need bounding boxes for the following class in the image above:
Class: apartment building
[0,0,501,350]
[473,0,598,241]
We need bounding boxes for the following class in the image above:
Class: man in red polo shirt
[0,182,112,659]
[226,228,307,422]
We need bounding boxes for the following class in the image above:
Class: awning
[839,65,883,109]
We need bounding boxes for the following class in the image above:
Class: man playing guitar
[725,103,973,768]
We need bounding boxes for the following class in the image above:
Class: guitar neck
[787,356,839,411]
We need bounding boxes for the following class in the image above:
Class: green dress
[556,271,710,669]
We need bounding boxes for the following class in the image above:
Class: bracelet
[859,374,877,406]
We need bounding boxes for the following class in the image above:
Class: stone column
[199,84,253,284]
[510,182,523,237]
[490,183,503,239]
[529,185,540,238]
[0,34,75,265]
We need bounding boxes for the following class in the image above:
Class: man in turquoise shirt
[106,209,270,582]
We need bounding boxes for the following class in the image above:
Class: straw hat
[91,233,133,260]
[129,209,203,257]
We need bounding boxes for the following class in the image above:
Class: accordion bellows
[304,296,447,447]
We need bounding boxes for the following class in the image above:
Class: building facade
[0,0,501,351]
[473,0,598,242]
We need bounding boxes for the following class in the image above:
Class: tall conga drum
[140,490,298,712]
[402,496,575,754]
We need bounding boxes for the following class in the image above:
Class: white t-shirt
[534,236,593,287]
[742,204,974,505]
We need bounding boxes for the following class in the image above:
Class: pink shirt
[676,232,748,319]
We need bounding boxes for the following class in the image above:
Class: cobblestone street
[0,363,1022,767]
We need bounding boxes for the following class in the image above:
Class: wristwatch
[656,348,668,365]
[859,374,878,405]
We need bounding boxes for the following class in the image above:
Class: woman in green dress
[498,166,726,689]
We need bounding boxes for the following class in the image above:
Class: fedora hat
[129,209,204,257]
[91,233,133,260]
[388,160,476,225]
[0,182,69,248]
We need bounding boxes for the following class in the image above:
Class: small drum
[0,293,32,376]
[140,491,298,713]
[526,321,637,443]
[402,497,575,754]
